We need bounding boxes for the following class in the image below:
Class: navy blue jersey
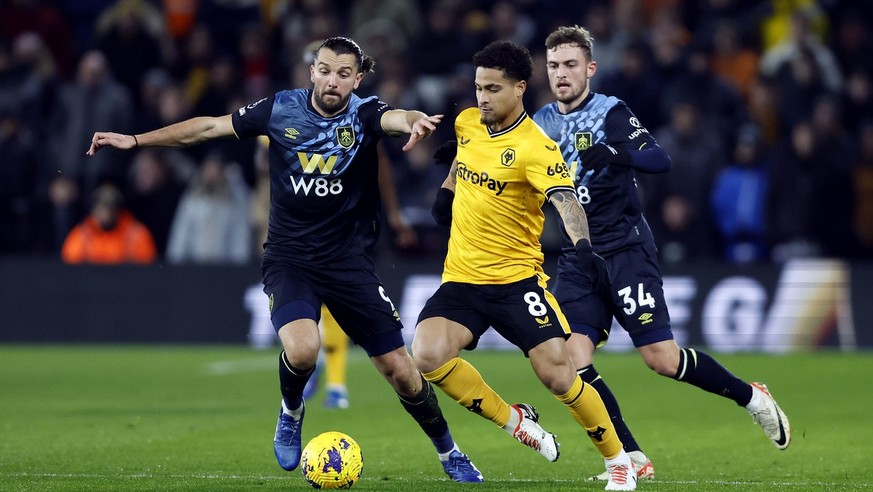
[533,93,659,256]
[232,90,392,263]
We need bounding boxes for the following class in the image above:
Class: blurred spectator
[809,93,856,175]
[166,152,251,264]
[126,149,186,256]
[250,136,270,256]
[49,50,134,195]
[175,24,215,110]
[0,110,38,253]
[760,9,843,93]
[410,2,476,115]
[486,1,536,48]
[842,68,873,133]
[582,3,630,88]
[0,0,74,77]
[759,0,829,51]
[768,119,855,260]
[95,0,168,108]
[772,45,828,133]
[237,23,273,101]
[598,40,664,129]
[644,100,724,263]
[832,8,873,74]
[278,0,343,61]
[136,68,173,133]
[710,124,771,263]
[747,76,782,147]
[1,32,58,141]
[350,0,422,45]
[161,0,199,40]
[61,183,157,264]
[648,4,692,83]
[710,19,760,101]
[854,120,873,255]
[36,175,82,254]
[195,55,242,116]
[661,43,748,145]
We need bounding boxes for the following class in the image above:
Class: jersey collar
[487,112,527,138]
[562,91,596,115]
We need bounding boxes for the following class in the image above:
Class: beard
[313,88,351,115]
[553,81,586,105]
[479,108,501,126]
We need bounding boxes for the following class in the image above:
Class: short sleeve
[231,95,275,139]
[525,141,575,198]
[357,98,394,137]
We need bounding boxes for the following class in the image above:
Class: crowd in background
[1,0,872,266]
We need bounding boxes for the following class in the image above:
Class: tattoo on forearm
[551,190,589,244]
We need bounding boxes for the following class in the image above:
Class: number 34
[617,283,655,315]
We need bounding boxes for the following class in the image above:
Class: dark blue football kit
[232,90,403,356]
[533,92,673,348]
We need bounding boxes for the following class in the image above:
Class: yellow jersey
[443,107,574,284]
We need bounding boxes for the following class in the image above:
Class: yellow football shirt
[443,107,575,284]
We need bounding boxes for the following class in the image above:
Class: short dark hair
[545,26,594,61]
[472,40,533,83]
[315,37,375,73]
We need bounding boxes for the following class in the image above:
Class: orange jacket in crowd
[61,211,157,264]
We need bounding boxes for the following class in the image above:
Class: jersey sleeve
[359,98,394,138]
[605,103,671,173]
[525,139,575,198]
[230,95,275,139]
[603,103,657,151]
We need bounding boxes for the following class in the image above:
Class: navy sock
[398,376,454,454]
[673,348,753,406]
[578,364,641,453]
[278,351,314,410]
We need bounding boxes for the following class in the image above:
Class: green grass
[0,346,870,491]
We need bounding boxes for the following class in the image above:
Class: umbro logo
[459,136,470,145]
[638,312,653,325]
[545,144,556,151]
[285,128,300,139]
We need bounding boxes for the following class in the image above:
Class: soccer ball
[300,431,363,489]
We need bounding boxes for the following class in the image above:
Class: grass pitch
[0,345,870,491]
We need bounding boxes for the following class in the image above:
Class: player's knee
[643,353,679,376]
[410,333,452,374]
[379,353,420,394]
[410,345,445,374]
[281,340,319,368]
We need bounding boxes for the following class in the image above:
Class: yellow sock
[421,357,512,426]
[555,376,623,459]
[321,306,348,387]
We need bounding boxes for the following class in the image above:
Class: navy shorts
[261,255,404,357]
[553,241,673,348]
[417,274,570,357]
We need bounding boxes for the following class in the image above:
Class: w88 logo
[290,176,344,196]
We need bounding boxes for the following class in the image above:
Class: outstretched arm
[380,109,443,151]
[87,114,236,155]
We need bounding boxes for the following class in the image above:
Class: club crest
[574,132,592,151]
[336,126,355,149]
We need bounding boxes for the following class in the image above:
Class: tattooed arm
[548,189,590,245]
[549,189,609,293]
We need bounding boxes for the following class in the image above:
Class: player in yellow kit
[412,41,636,491]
